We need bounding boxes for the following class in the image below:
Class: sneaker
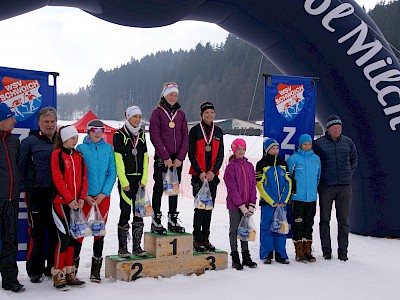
[3,281,25,293]
[30,274,43,283]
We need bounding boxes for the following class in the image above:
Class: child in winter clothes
[149,82,188,234]
[256,137,291,264]
[73,119,116,282]
[189,102,224,252]
[113,106,149,258]
[51,125,87,290]
[287,134,321,262]
[223,138,257,270]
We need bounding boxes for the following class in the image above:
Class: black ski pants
[291,200,316,241]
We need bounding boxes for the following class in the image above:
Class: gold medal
[169,121,175,128]
[205,144,211,152]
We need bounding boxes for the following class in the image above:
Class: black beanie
[326,115,342,129]
[200,102,214,115]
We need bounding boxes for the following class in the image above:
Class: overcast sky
[0,0,381,94]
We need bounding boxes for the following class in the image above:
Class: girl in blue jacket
[74,119,117,282]
[287,134,321,262]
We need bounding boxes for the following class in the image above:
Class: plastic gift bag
[270,206,289,234]
[194,180,214,210]
[162,167,180,196]
[87,203,106,236]
[236,216,256,241]
[135,187,153,218]
[70,208,92,238]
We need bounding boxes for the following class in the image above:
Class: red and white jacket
[51,147,88,205]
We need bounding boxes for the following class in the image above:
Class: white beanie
[162,82,179,98]
[60,125,78,142]
[125,105,142,120]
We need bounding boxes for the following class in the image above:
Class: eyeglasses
[90,128,104,133]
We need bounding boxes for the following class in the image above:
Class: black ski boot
[168,212,185,233]
[151,212,167,234]
[230,251,243,270]
[242,250,258,268]
[132,222,147,257]
[203,235,216,252]
[118,224,131,258]
[90,257,103,283]
[193,234,205,252]
[263,251,274,264]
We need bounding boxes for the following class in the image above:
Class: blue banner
[264,74,317,160]
[0,66,57,261]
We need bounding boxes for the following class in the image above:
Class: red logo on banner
[0,76,42,122]
[275,83,305,121]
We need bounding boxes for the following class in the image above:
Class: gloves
[249,203,256,214]
[239,204,252,217]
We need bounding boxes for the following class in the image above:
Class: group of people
[0,80,358,293]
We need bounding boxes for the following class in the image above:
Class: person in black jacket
[0,102,24,293]
[19,107,57,283]
[313,115,358,262]
[188,102,224,252]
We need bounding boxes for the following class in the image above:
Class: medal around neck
[169,121,175,128]
[205,144,212,152]
[132,148,138,155]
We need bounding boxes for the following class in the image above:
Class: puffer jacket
[287,148,321,202]
[51,147,88,204]
[19,130,55,188]
[256,154,291,206]
[0,131,21,200]
[149,100,188,161]
[313,132,358,186]
[224,157,257,210]
[77,136,116,197]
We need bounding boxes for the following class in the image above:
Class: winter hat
[87,119,104,132]
[162,82,179,98]
[263,137,279,154]
[0,102,14,122]
[125,105,142,120]
[298,134,312,147]
[231,138,246,153]
[60,125,78,142]
[200,102,215,115]
[326,115,342,129]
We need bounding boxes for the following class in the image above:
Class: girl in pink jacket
[223,138,257,270]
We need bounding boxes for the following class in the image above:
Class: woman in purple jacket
[223,138,257,270]
[149,82,188,234]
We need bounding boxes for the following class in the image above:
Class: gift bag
[87,203,106,236]
[270,206,289,234]
[162,167,180,196]
[135,187,153,218]
[236,216,256,241]
[70,208,92,238]
[194,180,214,210]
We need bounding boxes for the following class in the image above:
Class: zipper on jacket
[70,152,77,200]
[240,162,248,206]
[2,137,13,201]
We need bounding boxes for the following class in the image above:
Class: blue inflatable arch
[1,0,399,238]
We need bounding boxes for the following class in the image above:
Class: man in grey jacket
[313,115,358,262]
[0,102,24,292]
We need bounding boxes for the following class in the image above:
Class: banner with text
[264,74,317,160]
[0,66,57,261]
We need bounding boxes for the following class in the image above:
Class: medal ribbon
[124,125,140,150]
[160,105,179,124]
[200,122,214,146]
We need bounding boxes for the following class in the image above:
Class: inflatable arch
[1,0,399,238]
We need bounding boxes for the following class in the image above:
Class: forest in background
[57,0,400,122]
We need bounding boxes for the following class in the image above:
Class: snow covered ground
[2,124,399,299]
